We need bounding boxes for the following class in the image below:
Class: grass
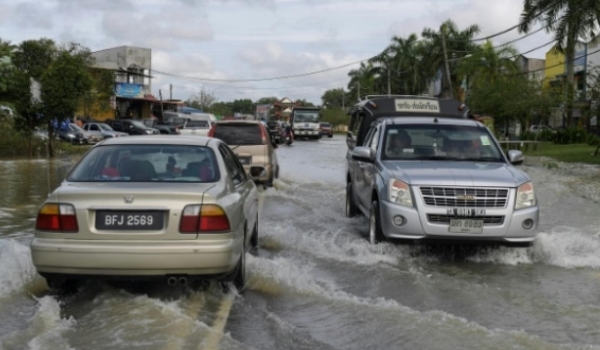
[522,142,600,165]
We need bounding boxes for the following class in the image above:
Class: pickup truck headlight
[145,129,153,134]
[389,179,413,207]
[515,182,536,209]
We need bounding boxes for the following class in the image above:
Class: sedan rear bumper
[30,237,242,277]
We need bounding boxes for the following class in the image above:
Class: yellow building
[543,46,565,90]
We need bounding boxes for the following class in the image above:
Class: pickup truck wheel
[346,183,359,218]
[369,200,386,244]
[250,217,259,250]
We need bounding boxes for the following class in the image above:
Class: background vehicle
[31,136,259,291]
[57,123,86,144]
[141,119,180,134]
[266,121,282,144]
[179,120,212,136]
[209,120,279,187]
[320,122,333,138]
[109,119,160,135]
[83,122,129,139]
[529,125,555,134]
[291,106,321,140]
[345,96,539,247]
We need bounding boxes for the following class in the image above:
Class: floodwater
[1,136,600,349]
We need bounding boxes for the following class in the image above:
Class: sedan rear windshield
[381,124,505,162]
[67,145,220,182]
[213,124,262,145]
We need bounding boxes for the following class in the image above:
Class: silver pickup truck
[345,96,539,247]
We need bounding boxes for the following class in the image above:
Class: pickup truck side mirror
[346,131,356,150]
[351,146,374,162]
[507,150,524,165]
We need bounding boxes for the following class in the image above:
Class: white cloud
[0,0,559,104]
[14,2,54,29]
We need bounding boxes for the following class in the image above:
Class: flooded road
[2,136,600,349]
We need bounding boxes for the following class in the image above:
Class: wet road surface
[1,136,600,349]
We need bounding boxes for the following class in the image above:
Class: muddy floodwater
[1,136,600,350]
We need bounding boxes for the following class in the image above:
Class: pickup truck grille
[420,187,509,208]
[427,215,505,225]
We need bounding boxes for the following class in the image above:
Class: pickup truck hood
[384,161,529,188]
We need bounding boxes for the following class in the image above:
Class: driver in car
[385,130,413,158]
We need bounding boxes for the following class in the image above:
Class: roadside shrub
[519,131,536,141]
[588,134,600,146]
[552,127,588,144]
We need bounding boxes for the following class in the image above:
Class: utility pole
[441,23,454,99]
[387,63,391,96]
[342,87,345,110]
[159,89,164,118]
[169,84,173,100]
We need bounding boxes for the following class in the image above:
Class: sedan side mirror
[507,150,524,165]
[352,146,374,162]
[346,131,356,150]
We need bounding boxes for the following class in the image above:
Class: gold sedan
[31,135,259,292]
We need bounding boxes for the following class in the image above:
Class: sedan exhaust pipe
[178,277,188,286]
[167,277,177,286]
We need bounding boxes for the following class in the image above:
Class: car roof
[215,119,260,124]
[384,117,483,127]
[99,135,212,147]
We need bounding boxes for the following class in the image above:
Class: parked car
[109,119,160,135]
[141,119,180,134]
[179,120,212,137]
[320,122,334,138]
[209,120,279,187]
[57,123,86,145]
[529,125,555,134]
[83,122,129,139]
[30,135,259,292]
[346,96,539,247]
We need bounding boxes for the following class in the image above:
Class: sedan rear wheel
[250,218,259,250]
[233,242,247,291]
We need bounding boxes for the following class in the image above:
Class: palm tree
[347,61,375,101]
[421,19,481,98]
[457,40,520,90]
[388,34,431,95]
[519,0,600,126]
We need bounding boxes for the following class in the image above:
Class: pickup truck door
[357,126,380,207]
[349,125,374,209]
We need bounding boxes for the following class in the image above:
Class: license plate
[448,208,486,216]
[237,157,251,165]
[449,219,484,234]
[96,211,164,231]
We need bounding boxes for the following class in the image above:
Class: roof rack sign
[394,99,440,113]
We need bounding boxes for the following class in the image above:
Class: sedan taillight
[179,204,230,233]
[36,203,79,233]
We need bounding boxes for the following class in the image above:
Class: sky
[0,0,555,105]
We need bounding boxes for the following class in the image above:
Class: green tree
[347,61,375,101]
[255,96,278,105]
[208,101,233,117]
[457,40,520,91]
[12,38,57,81]
[40,43,93,157]
[320,108,348,127]
[321,88,349,109]
[295,99,315,107]
[80,68,115,119]
[421,20,481,98]
[231,99,254,114]
[518,0,600,126]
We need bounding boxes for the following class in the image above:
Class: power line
[448,26,547,54]
[446,12,545,43]
[152,57,371,83]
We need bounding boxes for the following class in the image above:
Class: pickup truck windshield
[381,124,505,162]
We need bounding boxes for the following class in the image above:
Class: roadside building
[88,46,157,121]
[273,97,300,122]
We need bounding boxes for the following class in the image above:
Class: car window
[90,124,100,131]
[370,126,380,152]
[218,144,245,186]
[99,124,113,131]
[381,124,505,162]
[186,121,209,128]
[362,125,376,147]
[67,145,220,183]
[213,124,262,145]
